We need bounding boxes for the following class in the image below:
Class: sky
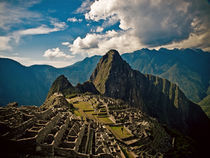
[0,0,209,67]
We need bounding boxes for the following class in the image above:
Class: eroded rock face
[90,50,210,139]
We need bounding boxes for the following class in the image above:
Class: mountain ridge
[90,50,210,140]
[0,48,209,106]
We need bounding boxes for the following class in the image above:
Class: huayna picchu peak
[0,49,209,158]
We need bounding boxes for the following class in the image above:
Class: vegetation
[73,101,93,111]
[106,125,132,139]
[199,95,210,117]
[66,93,78,99]
[97,117,113,124]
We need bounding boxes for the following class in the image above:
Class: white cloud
[76,0,94,13]
[66,30,144,56]
[67,17,82,22]
[96,27,104,32]
[0,1,40,30]
[62,42,70,46]
[0,21,67,50]
[90,26,104,33]
[43,47,73,59]
[157,32,210,51]
[16,24,65,36]
[0,36,12,51]
[75,0,210,53]
[13,21,66,43]
[0,1,67,51]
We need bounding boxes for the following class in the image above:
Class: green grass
[73,101,93,110]
[107,125,132,139]
[97,117,113,124]
[74,110,82,116]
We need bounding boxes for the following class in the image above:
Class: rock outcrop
[47,75,98,99]
[90,50,210,140]
[47,75,77,99]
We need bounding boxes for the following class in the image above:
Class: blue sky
[0,0,209,67]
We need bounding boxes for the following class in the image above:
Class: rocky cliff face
[90,50,210,139]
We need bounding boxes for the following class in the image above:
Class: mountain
[0,58,48,106]
[46,75,77,99]
[90,50,210,141]
[199,95,210,117]
[122,48,210,103]
[76,81,99,94]
[0,56,100,106]
[0,48,209,106]
[46,74,98,99]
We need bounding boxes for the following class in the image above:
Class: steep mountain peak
[106,49,121,57]
[90,49,131,94]
[46,75,76,98]
[99,49,123,66]
[90,50,210,140]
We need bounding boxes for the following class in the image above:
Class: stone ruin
[0,101,123,157]
[97,96,172,157]
[0,95,174,158]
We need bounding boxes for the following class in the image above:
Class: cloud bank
[65,0,210,55]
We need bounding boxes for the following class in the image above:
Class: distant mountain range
[0,48,209,107]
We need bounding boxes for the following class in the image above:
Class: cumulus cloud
[87,0,209,46]
[65,30,143,56]
[67,17,82,22]
[66,0,210,54]
[43,47,73,59]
